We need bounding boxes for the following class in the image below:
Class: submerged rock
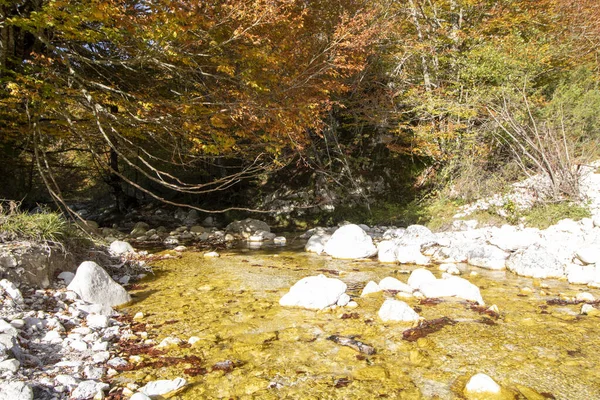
[464,373,501,397]
[418,276,485,305]
[360,281,381,297]
[324,224,377,259]
[280,275,347,310]
[139,377,187,398]
[67,261,131,307]
[378,277,413,293]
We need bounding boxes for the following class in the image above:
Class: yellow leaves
[216,65,236,76]
[210,114,231,129]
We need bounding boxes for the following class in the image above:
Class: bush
[522,202,590,229]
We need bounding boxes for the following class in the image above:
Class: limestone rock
[360,281,381,297]
[67,261,131,307]
[226,219,270,236]
[0,381,33,400]
[377,299,420,322]
[418,276,485,305]
[507,244,565,279]
[324,224,377,259]
[378,277,413,293]
[397,225,436,246]
[71,380,109,400]
[305,232,331,255]
[467,245,509,270]
[396,244,430,265]
[567,264,596,285]
[140,378,187,398]
[464,373,501,396]
[109,241,134,255]
[0,279,23,304]
[280,275,347,310]
[377,240,398,263]
[407,268,436,290]
[575,246,600,265]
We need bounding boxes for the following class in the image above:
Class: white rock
[77,303,115,317]
[0,358,19,372]
[575,247,600,265]
[377,240,397,263]
[336,293,351,307]
[57,271,75,285]
[377,299,420,322]
[140,378,187,397]
[378,277,413,293]
[0,280,23,304]
[56,374,79,388]
[203,251,220,258]
[323,224,377,259]
[69,339,88,352]
[279,275,347,310]
[304,232,331,255]
[42,330,62,343]
[464,373,501,395]
[188,337,201,345]
[173,245,187,252]
[396,244,430,265]
[407,268,437,289]
[156,336,182,349]
[397,225,436,246]
[581,304,598,315]
[84,366,104,380]
[67,261,131,307]
[130,393,152,400]
[507,244,566,279]
[576,292,595,302]
[92,352,110,364]
[109,240,134,255]
[71,381,109,400]
[248,235,264,242]
[92,342,109,352]
[467,245,508,270]
[360,281,381,297]
[274,236,287,245]
[567,264,596,285]
[439,263,460,275]
[488,226,540,252]
[0,381,33,400]
[86,314,110,329]
[418,276,485,305]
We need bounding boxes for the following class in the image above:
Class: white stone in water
[279,275,347,310]
[109,240,134,255]
[156,336,182,349]
[336,293,350,307]
[71,381,109,400]
[464,373,501,395]
[576,292,595,302]
[467,245,508,270]
[130,393,152,400]
[203,251,220,258]
[0,381,33,400]
[86,314,109,329]
[139,378,187,397]
[377,299,420,322]
[188,336,201,345]
[304,232,331,255]
[274,236,287,245]
[407,268,436,290]
[396,244,430,265]
[379,277,413,293]
[57,271,75,285]
[360,281,381,297]
[323,224,377,259]
[133,312,145,320]
[575,247,600,265]
[377,240,398,263]
[68,261,131,308]
[69,339,88,352]
[419,276,485,305]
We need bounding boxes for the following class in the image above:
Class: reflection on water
[117,245,600,399]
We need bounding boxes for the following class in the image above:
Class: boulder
[0,381,33,400]
[279,275,347,310]
[488,226,540,252]
[567,264,596,285]
[395,244,430,265]
[506,244,566,279]
[575,246,600,265]
[378,277,413,293]
[305,232,332,254]
[140,378,187,398]
[71,381,110,400]
[418,276,485,305]
[377,240,398,263]
[0,279,23,304]
[226,219,270,236]
[464,373,501,397]
[397,225,436,246]
[407,268,436,290]
[67,261,131,307]
[323,224,377,259]
[360,281,381,297]
[378,299,420,322]
[109,240,134,255]
[467,245,509,270]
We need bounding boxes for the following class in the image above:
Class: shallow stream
[117,243,600,399]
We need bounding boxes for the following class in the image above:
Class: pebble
[204,251,220,258]
[576,292,595,302]
[464,373,501,395]
[0,358,20,372]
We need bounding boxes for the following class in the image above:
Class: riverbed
[116,244,600,399]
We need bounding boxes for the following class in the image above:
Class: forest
[1,0,600,226]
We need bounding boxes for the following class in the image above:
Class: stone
[407,268,436,290]
[279,275,347,310]
[0,358,20,372]
[323,224,377,259]
[67,261,131,307]
[377,240,398,263]
[395,244,430,265]
[57,271,75,285]
[576,292,595,302]
[567,265,596,285]
[418,276,485,305]
[0,381,33,400]
[0,333,21,359]
[304,232,331,255]
[507,244,566,279]
[226,219,270,235]
[130,393,152,400]
[464,373,501,396]
[139,378,187,398]
[77,303,115,317]
[488,226,540,252]
[71,381,109,400]
[397,225,436,246]
[360,281,381,297]
[86,314,110,329]
[575,246,600,265]
[109,241,134,255]
[157,336,182,349]
[0,319,18,337]
[92,352,110,364]
[0,279,23,304]
[467,245,509,270]
[439,263,460,275]
[190,226,206,234]
[56,374,79,388]
[336,293,351,307]
[378,299,420,322]
[581,304,600,316]
[203,251,220,258]
[378,277,413,293]
[273,236,287,245]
